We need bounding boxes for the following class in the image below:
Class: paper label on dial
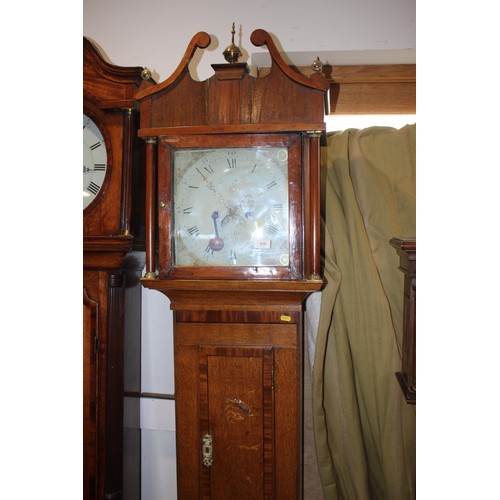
[253,238,272,250]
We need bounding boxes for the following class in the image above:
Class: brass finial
[141,68,152,80]
[222,22,242,63]
[311,57,323,73]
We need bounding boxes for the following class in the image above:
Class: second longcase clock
[83,36,153,500]
[135,28,329,499]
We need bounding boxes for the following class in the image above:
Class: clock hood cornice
[84,36,151,110]
[135,29,329,135]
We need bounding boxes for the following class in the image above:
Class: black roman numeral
[87,182,100,195]
[267,225,279,236]
[94,164,105,171]
[267,180,277,190]
[227,157,236,169]
[187,226,199,237]
[183,207,193,214]
[90,142,101,151]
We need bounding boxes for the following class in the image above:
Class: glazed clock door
[199,346,274,499]
[157,133,303,280]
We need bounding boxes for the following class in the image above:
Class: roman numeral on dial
[87,182,100,195]
[267,225,279,236]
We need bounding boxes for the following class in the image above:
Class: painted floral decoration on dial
[173,147,290,267]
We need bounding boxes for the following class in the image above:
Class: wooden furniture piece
[390,237,416,404]
[135,28,329,499]
[83,37,151,499]
[290,63,416,115]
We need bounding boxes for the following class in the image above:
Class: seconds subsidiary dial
[83,113,108,209]
[173,147,289,267]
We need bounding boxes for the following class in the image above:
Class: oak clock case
[135,28,329,499]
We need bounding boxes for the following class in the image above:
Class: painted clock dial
[83,113,108,209]
[173,147,290,267]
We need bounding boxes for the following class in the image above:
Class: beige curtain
[312,125,416,500]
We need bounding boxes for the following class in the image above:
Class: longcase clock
[83,36,152,500]
[135,28,329,499]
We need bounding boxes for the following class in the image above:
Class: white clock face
[83,113,108,209]
[173,147,289,267]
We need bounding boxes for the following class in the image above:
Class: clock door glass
[83,113,108,209]
[173,147,289,267]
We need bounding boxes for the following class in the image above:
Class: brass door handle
[202,434,213,467]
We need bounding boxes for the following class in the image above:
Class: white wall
[83,0,415,82]
[83,1,415,498]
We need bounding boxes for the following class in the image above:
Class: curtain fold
[312,125,416,500]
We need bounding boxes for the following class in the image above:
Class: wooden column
[104,272,125,498]
[306,131,323,280]
[120,108,136,235]
[144,137,157,278]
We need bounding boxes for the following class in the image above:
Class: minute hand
[196,168,232,209]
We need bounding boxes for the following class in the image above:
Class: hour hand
[206,211,224,253]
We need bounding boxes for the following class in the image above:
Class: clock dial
[83,113,108,209]
[173,147,289,267]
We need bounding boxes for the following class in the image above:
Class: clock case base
[141,278,322,499]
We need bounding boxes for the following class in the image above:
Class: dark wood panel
[390,237,416,404]
[175,309,299,324]
[104,272,125,498]
[83,36,144,108]
[174,345,202,499]
[83,290,98,500]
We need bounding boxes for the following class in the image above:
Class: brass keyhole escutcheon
[202,434,213,467]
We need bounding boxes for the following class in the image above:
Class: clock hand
[207,211,224,253]
[196,168,232,209]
